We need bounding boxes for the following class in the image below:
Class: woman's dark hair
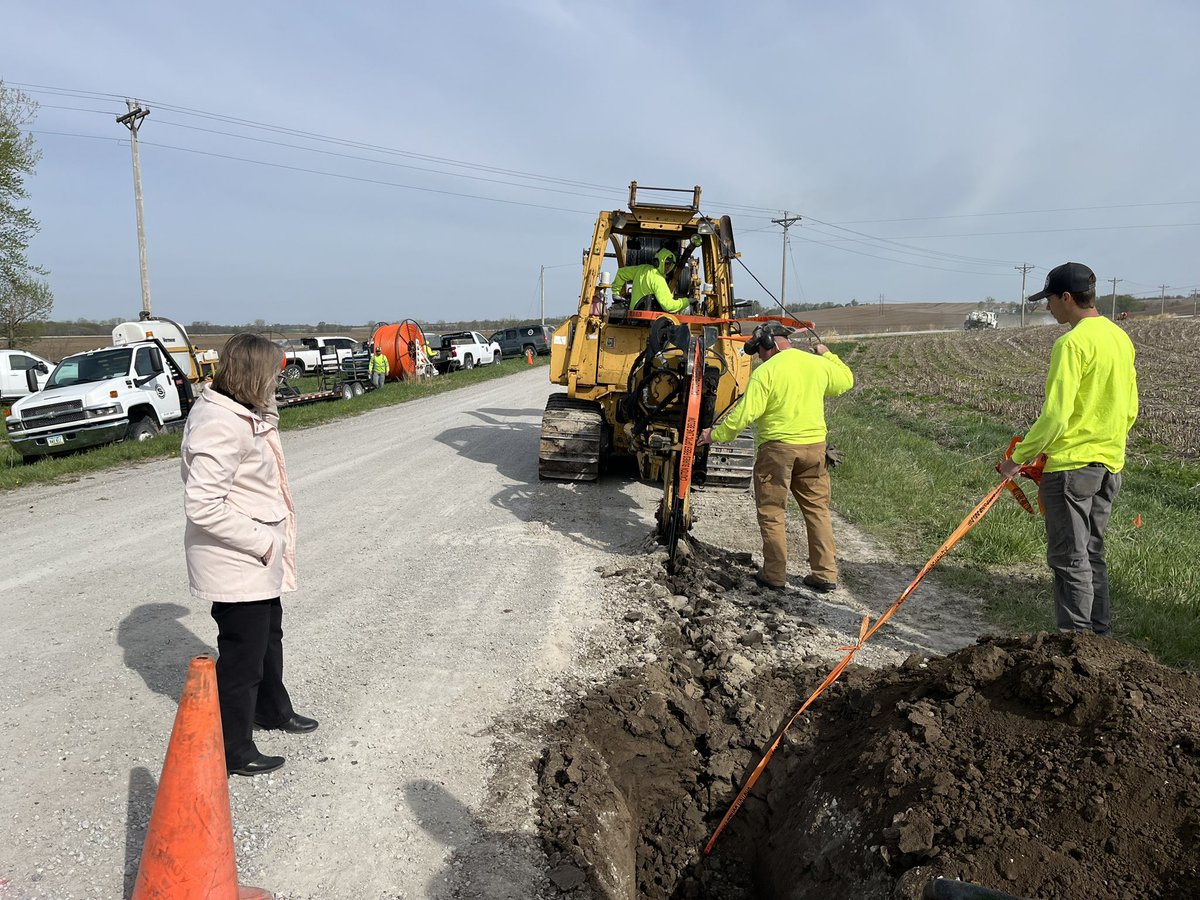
[211,333,284,410]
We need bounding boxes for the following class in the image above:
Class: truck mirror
[26,368,40,393]
[150,351,165,374]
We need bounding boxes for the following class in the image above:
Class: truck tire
[351,382,365,396]
[523,344,536,359]
[463,354,475,370]
[283,362,304,380]
[126,416,160,442]
[340,383,354,400]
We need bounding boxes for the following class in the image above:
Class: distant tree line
[36,314,569,338]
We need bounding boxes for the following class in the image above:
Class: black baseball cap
[1027,262,1096,302]
[743,322,792,354]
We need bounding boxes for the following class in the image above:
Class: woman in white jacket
[181,332,317,776]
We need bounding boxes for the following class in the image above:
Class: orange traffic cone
[132,656,273,900]
[525,348,535,365]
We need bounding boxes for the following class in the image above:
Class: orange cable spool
[370,319,428,381]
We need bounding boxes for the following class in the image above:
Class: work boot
[753,572,785,591]
[802,574,837,594]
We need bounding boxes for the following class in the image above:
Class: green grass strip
[826,391,1200,669]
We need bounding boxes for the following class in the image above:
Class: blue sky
[4,0,1199,325]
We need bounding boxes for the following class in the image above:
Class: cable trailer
[275,386,341,408]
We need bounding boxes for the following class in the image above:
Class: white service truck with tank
[4,318,218,461]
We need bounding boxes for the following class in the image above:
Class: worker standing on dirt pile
[368,344,389,389]
[611,248,688,313]
[697,322,854,592]
[1000,261,1138,636]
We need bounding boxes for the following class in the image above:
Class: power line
[25,83,1200,246]
[834,200,1200,225]
[791,231,1016,277]
[20,83,1200,297]
[30,131,603,217]
[23,84,1200,279]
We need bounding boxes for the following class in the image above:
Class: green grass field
[0,356,547,491]
[826,320,1200,668]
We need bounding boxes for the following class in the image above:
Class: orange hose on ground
[703,476,1022,856]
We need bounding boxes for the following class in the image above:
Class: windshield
[46,349,134,389]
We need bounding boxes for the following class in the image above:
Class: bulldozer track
[703,432,755,489]
[538,393,605,481]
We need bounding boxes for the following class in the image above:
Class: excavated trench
[535,541,1200,900]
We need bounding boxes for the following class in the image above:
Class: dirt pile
[535,542,1200,900]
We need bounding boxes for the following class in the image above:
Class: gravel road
[0,368,656,900]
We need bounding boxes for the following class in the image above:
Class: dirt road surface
[0,367,996,899]
[0,369,652,899]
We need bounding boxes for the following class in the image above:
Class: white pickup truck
[0,349,54,404]
[4,319,215,460]
[433,331,501,373]
[280,335,359,379]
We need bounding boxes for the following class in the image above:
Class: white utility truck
[0,349,54,403]
[4,318,218,461]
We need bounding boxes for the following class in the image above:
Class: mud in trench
[535,540,1200,900]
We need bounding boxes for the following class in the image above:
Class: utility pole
[1192,289,1198,319]
[771,213,802,306]
[1159,283,1169,316]
[539,265,545,325]
[1015,263,1034,327]
[117,100,153,320]
[878,293,884,315]
[1108,277,1122,320]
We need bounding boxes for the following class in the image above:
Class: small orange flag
[1134,514,1143,528]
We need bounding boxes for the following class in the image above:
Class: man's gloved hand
[825,444,844,468]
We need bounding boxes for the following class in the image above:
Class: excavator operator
[611,248,689,314]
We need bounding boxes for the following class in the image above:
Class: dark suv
[488,323,555,358]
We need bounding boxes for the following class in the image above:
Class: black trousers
[211,598,295,769]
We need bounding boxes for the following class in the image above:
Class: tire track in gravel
[0,370,649,900]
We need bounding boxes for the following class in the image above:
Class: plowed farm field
[835,317,1199,459]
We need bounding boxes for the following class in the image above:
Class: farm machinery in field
[964,310,999,330]
[539,182,811,565]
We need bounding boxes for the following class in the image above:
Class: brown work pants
[753,440,837,586]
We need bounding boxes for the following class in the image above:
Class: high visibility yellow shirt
[611,264,688,314]
[1011,316,1138,473]
[711,348,854,446]
[369,352,390,375]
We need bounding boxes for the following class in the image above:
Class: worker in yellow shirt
[611,248,689,314]
[698,322,854,592]
[999,262,1138,635]
[368,345,390,389]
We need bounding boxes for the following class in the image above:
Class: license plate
[47,435,65,446]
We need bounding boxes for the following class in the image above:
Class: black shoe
[255,713,319,734]
[753,572,785,591]
[802,574,837,594]
[228,753,285,777]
